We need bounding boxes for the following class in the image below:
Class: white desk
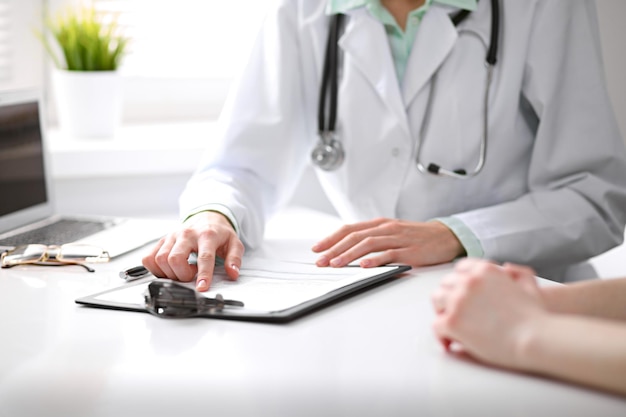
[1,208,625,417]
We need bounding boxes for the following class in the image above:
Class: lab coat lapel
[403,8,458,108]
[339,10,410,135]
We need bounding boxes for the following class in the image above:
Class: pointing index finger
[194,238,219,291]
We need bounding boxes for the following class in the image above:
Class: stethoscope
[312,0,500,179]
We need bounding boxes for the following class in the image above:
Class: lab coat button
[392,147,400,157]
[411,16,419,26]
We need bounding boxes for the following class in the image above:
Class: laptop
[0,89,177,258]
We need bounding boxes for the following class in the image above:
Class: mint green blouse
[328,0,477,83]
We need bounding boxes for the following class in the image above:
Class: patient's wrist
[512,313,557,373]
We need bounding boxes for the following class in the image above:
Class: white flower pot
[53,69,123,138]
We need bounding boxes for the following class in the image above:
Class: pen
[119,253,223,282]
[120,253,200,282]
[187,252,225,267]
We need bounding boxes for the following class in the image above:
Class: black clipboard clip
[144,279,244,318]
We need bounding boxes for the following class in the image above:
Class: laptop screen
[0,100,48,217]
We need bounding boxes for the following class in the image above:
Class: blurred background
[1,0,625,225]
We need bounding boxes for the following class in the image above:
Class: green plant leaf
[35,4,130,71]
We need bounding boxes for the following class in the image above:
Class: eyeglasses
[144,279,244,318]
[0,244,110,272]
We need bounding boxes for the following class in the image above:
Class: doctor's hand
[142,211,244,292]
[312,218,465,268]
[430,259,545,370]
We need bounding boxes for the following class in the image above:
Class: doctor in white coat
[143,0,626,291]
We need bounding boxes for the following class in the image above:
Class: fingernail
[316,256,328,266]
[360,259,370,267]
[455,260,471,271]
[330,257,342,267]
[231,264,239,272]
[196,279,207,290]
[311,243,320,251]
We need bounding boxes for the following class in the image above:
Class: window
[0,0,44,93]
[0,1,10,84]
[89,0,274,122]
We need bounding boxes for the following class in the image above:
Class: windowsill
[47,119,338,219]
[47,121,219,179]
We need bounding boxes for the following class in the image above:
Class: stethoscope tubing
[317,13,344,137]
[314,0,500,177]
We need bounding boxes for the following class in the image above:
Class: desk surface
[1,209,625,417]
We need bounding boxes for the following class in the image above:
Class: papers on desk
[76,258,411,322]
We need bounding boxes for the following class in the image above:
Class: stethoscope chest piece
[311,132,345,171]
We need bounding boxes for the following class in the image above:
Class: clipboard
[75,258,411,323]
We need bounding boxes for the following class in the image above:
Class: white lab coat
[181,0,626,280]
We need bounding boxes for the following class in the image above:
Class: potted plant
[37,5,129,138]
